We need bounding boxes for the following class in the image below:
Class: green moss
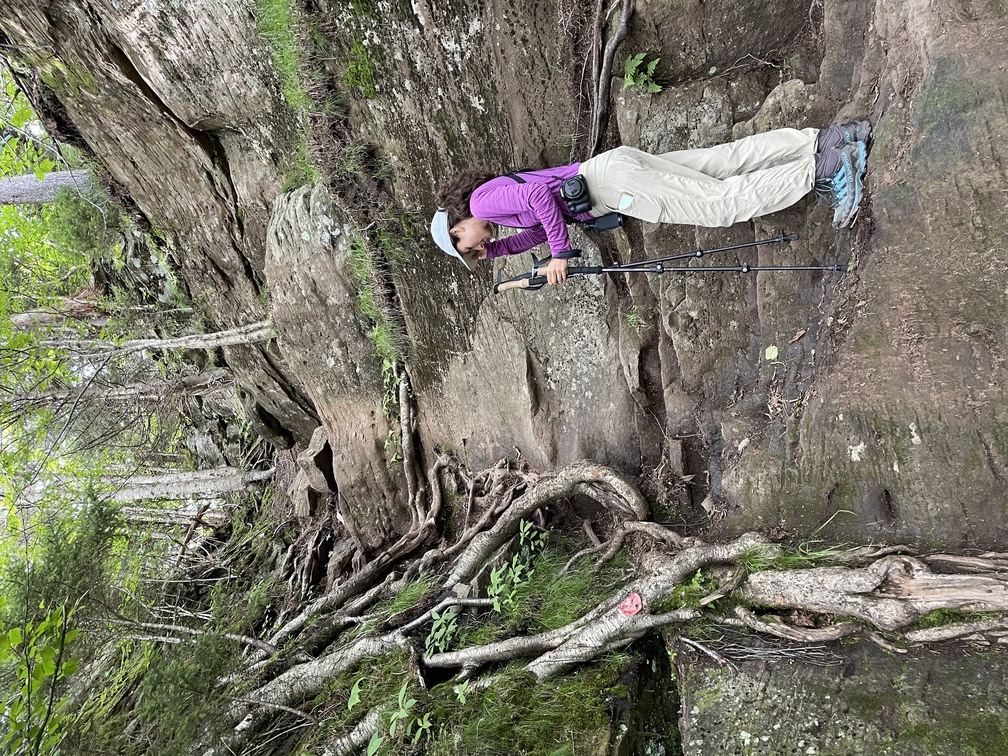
[899,712,1008,755]
[38,57,98,95]
[651,569,718,613]
[910,608,1002,630]
[690,670,725,716]
[920,60,988,132]
[344,41,379,98]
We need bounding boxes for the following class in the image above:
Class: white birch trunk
[111,467,275,503]
[0,169,93,204]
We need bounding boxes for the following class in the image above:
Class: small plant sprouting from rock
[623,52,662,93]
[624,306,649,332]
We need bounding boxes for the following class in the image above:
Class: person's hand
[546,257,568,285]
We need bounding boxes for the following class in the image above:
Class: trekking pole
[493,261,850,293]
[493,231,849,294]
[611,231,798,270]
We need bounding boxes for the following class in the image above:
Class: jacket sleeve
[473,182,572,257]
[486,227,548,258]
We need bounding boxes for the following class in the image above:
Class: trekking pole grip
[493,276,547,294]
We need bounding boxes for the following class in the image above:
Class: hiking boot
[816,119,872,152]
[829,141,868,229]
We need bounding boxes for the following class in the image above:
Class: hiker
[430,122,870,285]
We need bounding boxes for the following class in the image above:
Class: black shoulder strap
[506,168,570,184]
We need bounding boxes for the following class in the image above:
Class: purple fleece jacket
[468,164,595,259]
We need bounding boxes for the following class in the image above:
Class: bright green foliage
[131,633,240,756]
[387,682,417,738]
[488,519,547,613]
[2,498,122,623]
[424,610,458,655]
[623,52,663,93]
[0,499,123,755]
[0,603,80,756]
[48,185,127,263]
[1,71,90,324]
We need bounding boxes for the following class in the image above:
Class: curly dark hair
[436,170,497,227]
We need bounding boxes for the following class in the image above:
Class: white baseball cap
[430,209,480,271]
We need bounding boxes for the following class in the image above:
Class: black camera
[560,175,592,215]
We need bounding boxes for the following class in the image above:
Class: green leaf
[8,627,23,647]
[348,678,362,711]
[764,345,779,361]
[366,732,383,756]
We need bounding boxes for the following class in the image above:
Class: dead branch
[730,607,860,643]
[118,621,278,654]
[679,637,737,670]
[826,544,915,564]
[905,618,1008,644]
[864,630,907,654]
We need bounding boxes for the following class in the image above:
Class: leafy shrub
[48,184,128,263]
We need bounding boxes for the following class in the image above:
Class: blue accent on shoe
[831,141,867,229]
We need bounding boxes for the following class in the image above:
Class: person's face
[450,217,493,260]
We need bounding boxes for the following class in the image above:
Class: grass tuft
[255,0,321,189]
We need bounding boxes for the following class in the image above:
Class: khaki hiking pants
[580,128,819,228]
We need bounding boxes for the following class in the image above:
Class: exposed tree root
[587,0,635,155]
[446,459,648,590]
[207,456,1008,751]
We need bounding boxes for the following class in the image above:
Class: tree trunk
[7,368,230,409]
[110,467,274,503]
[0,169,93,205]
[42,320,275,355]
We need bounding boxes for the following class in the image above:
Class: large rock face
[3,0,1007,550]
[265,184,412,548]
[679,643,1008,754]
[0,0,319,447]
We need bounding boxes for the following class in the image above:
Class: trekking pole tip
[783,231,799,241]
